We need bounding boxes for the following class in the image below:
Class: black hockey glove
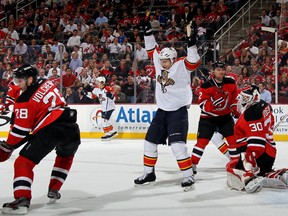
[0,140,13,162]
[106,92,114,100]
[140,19,153,36]
[186,21,197,47]
[0,105,9,115]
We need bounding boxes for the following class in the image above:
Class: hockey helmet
[96,76,106,84]
[237,85,260,112]
[159,47,177,64]
[212,61,226,70]
[14,64,38,84]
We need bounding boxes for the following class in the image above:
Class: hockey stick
[221,29,259,59]
[273,113,288,131]
[144,0,156,21]
[197,67,221,89]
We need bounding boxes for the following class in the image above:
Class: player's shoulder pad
[223,76,236,84]
[16,79,44,103]
[244,100,268,121]
[200,80,213,89]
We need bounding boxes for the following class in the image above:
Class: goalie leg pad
[227,171,245,191]
[226,160,245,191]
[226,159,261,193]
[261,177,287,189]
[244,177,263,193]
[265,168,288,186]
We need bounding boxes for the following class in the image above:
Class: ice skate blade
[110,132,118,139]
[134,181,156,187]
[2,206,28,215]
[183,184,195,192]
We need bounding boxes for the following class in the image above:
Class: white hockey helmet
[96,76,106,84]
[159,47,177,64]
[237,85,260,112]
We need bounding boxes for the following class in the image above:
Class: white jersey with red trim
[92,86,115,112]
[144,35,201,111]
[6,79,66,146]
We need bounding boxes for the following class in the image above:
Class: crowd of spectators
[0,0,287,105]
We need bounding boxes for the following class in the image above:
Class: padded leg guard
[143,140,158,174]
[171,142,193,178]
[226,159,262,193]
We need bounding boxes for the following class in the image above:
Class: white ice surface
[0,139,288,216]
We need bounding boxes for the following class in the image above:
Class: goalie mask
[159,47,177,65]
[237,85,260,112]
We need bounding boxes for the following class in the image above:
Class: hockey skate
[181,176,195,192]
[192,164,197,175]
[47,190,61,204]
[101,134,111,141]
[2,197,30,215]
[134,172,156,186]
[109,131,118,139]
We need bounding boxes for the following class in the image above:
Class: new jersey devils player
[0,64,80,214]
[191,61,239,174]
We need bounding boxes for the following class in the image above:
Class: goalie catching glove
[0,140,13,162]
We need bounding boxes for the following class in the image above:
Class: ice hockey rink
[0,138,288,216]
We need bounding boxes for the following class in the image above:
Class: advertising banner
[0,104,287,140]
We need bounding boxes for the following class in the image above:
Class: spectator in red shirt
[62,67,81,89]
[216,0,229,24]
[100,60,114,79]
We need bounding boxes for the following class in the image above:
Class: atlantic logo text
[116,107,156,123]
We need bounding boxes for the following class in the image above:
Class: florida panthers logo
[157,70,175,93]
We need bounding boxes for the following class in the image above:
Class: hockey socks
[191,138,209,165]
[48,155,74,192]
[13,156,36,200]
